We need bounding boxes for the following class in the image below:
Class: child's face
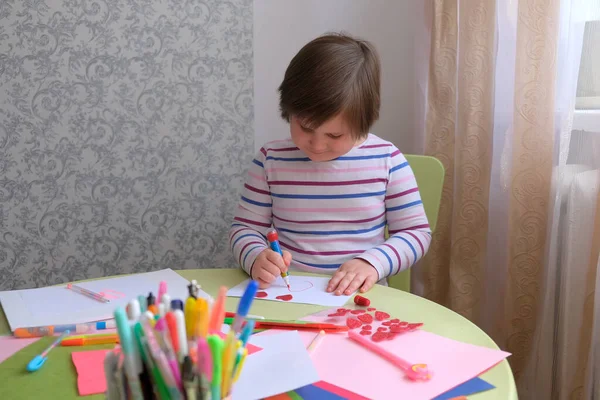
[290,114,364,162]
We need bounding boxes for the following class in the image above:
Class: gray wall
[0,0,253,289]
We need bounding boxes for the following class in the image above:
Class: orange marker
[208,286,227,334]
[165,311,180,355]
[61,333,120,346]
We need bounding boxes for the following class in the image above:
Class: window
[573,20,600,132]
[575,20,600,110]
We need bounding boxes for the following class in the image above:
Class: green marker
[207,335,224,400]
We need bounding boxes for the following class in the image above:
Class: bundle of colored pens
[105,278,260,400]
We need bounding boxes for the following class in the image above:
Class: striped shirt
[228,134,432,283]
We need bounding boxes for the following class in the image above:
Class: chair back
[387,154,445,292]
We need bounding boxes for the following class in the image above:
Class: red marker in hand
[266,228,291,291]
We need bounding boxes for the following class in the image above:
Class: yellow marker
[184,297,197,339]
[232,348,248,383]
[221,330,237,395]
[194,298,209,338]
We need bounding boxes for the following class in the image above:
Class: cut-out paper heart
[375,311,390,321]
[377,327,387,332]
[382,321,392,326]
[357,314,373,324]
[371,331,387,342]
[362,325,372,330]
[351,309,366,314]
[359,330,371,335]
[367,307,376,311]
[346,317,362,329]
[407,323,424,331]
[390,325,407,333]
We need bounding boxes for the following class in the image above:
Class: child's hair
[278,32,381,139]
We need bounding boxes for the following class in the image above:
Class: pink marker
[347,330,432,381]
[157,281,167,304]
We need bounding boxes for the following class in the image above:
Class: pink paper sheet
[257,307,510,400]
[0,336,41,363]
[72,350,111,395]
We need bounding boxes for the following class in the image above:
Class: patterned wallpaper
[0,0,254,289]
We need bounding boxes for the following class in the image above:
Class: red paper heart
[346,317,362,329]
[377,327,387,332]
[390,318,400,323]
[357,314,373,324]
[375,311,390,321]
[362,325,372,330]
[371,331,387,342]
[381,321,392,326]
[367,307,376,311]
[407,322,424,331]
[390,325,407,333]
[359,330,371,335]
[351,309,366,314]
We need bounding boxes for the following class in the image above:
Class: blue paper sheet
[294,384,346,400]
[433,377,495,400]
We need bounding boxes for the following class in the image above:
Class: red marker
[266,228,291,290]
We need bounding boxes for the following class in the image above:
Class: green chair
[387,155,445,292]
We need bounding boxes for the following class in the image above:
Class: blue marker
[27,330,70,372]
[231,280,259,334]
[238,319,255,348]
[266,228,292,290]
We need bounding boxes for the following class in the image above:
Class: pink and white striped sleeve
[228,148,272,274]
[356,148,432,278]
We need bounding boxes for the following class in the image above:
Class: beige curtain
[413,0,600,398]
[419,0,600,397]
[422,0,496,322]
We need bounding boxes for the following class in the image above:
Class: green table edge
[0,268,517,400]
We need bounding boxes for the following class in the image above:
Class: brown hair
[278,32,381,139]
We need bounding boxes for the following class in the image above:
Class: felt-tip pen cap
[147,292,156,306]
[114,308,133,356]
[236,280,259,318]
[171,299,183,311]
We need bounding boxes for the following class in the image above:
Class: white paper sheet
[232,330,319,400]
[0,269,211,331]
[227,276,355,307]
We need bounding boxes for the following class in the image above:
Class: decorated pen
[266,228,291,290]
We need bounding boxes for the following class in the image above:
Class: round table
[0,269,517,399]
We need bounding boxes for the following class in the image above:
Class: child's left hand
[326,258,379,295]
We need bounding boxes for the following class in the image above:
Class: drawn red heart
[357,314,373,324]
[275,294,293,301]
[375,311,390,321]
[255,291,268,298]
[346,317,362,329]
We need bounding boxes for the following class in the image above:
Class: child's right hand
[250,249,292,288]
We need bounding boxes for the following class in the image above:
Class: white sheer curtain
[414,0,600,398]
[507,1,599,398]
